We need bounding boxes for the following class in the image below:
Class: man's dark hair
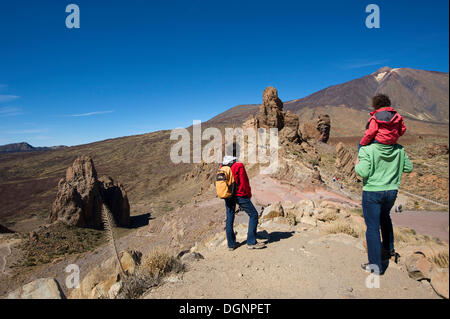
[372,94,391,109]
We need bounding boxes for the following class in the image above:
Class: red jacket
[230,162,252,198]
[360,107,406,146]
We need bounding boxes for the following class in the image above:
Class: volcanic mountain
[207,67,449,136]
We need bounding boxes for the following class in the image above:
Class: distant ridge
[206,67,449,136]
[0,142,67,154]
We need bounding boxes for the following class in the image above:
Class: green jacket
[355,143,413,192]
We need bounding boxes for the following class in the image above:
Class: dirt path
[144,222,439,299]
[391,211,449,243]
[251,175,360,207]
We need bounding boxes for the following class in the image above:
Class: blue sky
[0,0,448,146]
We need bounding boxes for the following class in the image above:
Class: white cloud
[67,110,114,117]
[0,106,22,116]
[0,95,20,103]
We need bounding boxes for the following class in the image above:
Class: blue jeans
[224,196,259,247]
[362,190,397,273]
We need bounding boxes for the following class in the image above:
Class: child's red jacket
[360,107,406,145]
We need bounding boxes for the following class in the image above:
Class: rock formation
[241,86,326,186]
[300,114,331,143]
[279,111,301,144]
[317,114,331,143]
[335,142,359,182]
[69,250,141,299]
[99,176,131,227]
[243,86,302,145]
[50,156,130,228]
[7,278,65,299]
[256,86,285,130]
[401,248,449,299]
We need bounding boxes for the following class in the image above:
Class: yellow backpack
[215,164,237,199]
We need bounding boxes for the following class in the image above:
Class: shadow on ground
[129,213,153,229]
[264,231,295,244]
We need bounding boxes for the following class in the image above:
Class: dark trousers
[362,190,397,273]
[224,196,259,247]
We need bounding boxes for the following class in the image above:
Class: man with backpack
[216,147,266,251]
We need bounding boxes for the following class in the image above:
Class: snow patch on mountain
[374,72,388,82]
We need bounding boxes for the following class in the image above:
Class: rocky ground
[144,222,440,299]
[2,172,447,299]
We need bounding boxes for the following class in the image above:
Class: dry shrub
[348,208,363,217]
[326,221,361,238]
[428,250,449,268]
[317,211,339,223]
[394,227,420,244]
[117,249,185,299]
[116,272,159,299]
[140,248,185,277]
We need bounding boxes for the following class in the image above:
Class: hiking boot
[360,263,384,275]
[247,242,266,250]
[228,244,238,251]
[382,249,400,263]
[382,249,393,261]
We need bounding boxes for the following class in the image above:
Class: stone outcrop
[261,202,284,220]
[405,252,434,281]
[279,111,301,144]
[7,278,65,299]
[50,156,130,228]
[259,199,352,227]
[317,114,331,143]
[335,142,359,182]
[398,245,449,299]
[69,250,141,299]
[430,268,449,299]
[300,114,331,143]
[99,176,131,227]
[243,87,302,145]
[256,87,285,130]
[311,166,324,184]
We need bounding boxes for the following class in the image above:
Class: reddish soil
[250,174,360,207]
[391,211,449,243]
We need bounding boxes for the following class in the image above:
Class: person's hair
[371,94,391,109]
